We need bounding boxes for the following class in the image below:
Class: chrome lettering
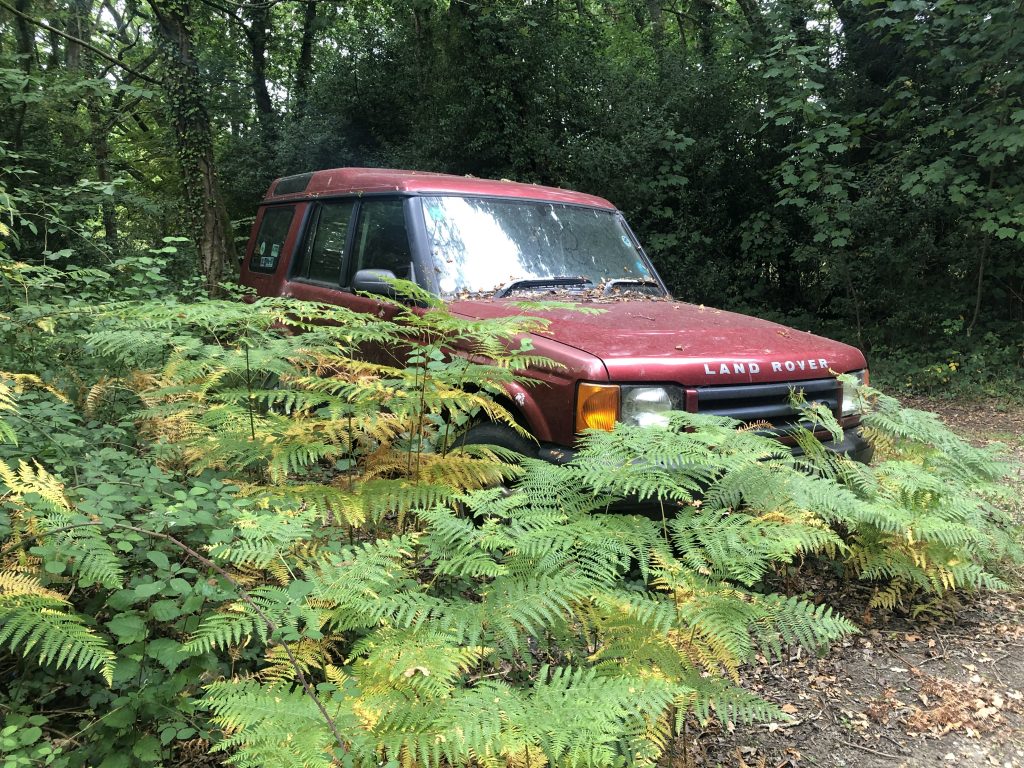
[704,359,832,377]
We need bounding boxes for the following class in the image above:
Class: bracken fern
[1,260,1019,767]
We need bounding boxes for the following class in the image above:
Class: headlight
[621,386,675,428]
[841,369,868,416]
[576,383,684,432]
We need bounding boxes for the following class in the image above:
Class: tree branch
[0,0,160,84]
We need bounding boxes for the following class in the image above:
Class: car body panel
[447,298,865,386]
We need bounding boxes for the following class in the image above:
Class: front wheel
[453,422,539,460]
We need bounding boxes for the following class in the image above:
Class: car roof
[263,167,616,210]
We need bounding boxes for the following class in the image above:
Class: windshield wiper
[494,277,593,298]
[602,278,660,296]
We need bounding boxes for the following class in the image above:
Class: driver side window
[351,199,413,281]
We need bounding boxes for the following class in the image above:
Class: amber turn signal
[575,383,620,432]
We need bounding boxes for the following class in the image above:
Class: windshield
[419,196,662,296]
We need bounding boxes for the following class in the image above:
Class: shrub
[0,258,1019,767]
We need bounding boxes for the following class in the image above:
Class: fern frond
[0,571,66,601]
[260,638,338,684]
[0,458,69,511]
[204,679,342,768]
[0,594,115,684]
[185,603,263,653]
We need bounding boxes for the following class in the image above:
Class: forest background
[2,0,1022,396]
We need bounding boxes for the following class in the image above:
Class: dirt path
[686,398,1024,768]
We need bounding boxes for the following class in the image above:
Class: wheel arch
[489,382,552,443]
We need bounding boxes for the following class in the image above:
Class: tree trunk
[12,0,34,150]
[149,0,233,294]
[243,4,275,136]
[829,0,908,88]
[64,0,95,70]
[89,109,118,247]
[46,28,62,70]
[68,0,119,249]
[12,0,33,67]
[665,6,688,51]
[734,0,767,47]
[695,0,714,62]
[646,0,664,49]
[293,0,317,116]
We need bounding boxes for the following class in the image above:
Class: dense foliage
[1,0,1023,764]
[0,254,1020,766]
[1,0,1022,391]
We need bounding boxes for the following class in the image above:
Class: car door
[340,197,419,367]
[283,199,356,302]
[281,196,419,366]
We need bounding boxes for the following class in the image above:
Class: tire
[454,422,539,460]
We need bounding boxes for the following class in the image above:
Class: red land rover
[240,168,871,463]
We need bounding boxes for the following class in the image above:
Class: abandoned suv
[240,168,871,463]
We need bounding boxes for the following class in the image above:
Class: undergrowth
[0,254,1020,767]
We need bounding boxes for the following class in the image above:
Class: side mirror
[351,268,397,297]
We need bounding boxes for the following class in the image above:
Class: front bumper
[535,427,873,515]
[536,427,874,466]
[792,427,874,464]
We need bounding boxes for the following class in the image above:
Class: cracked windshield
[421,196,659,296]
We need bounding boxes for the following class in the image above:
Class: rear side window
[249,206,294,273]
[294,201,355,284]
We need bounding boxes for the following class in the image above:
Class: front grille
[694,378,841,434]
